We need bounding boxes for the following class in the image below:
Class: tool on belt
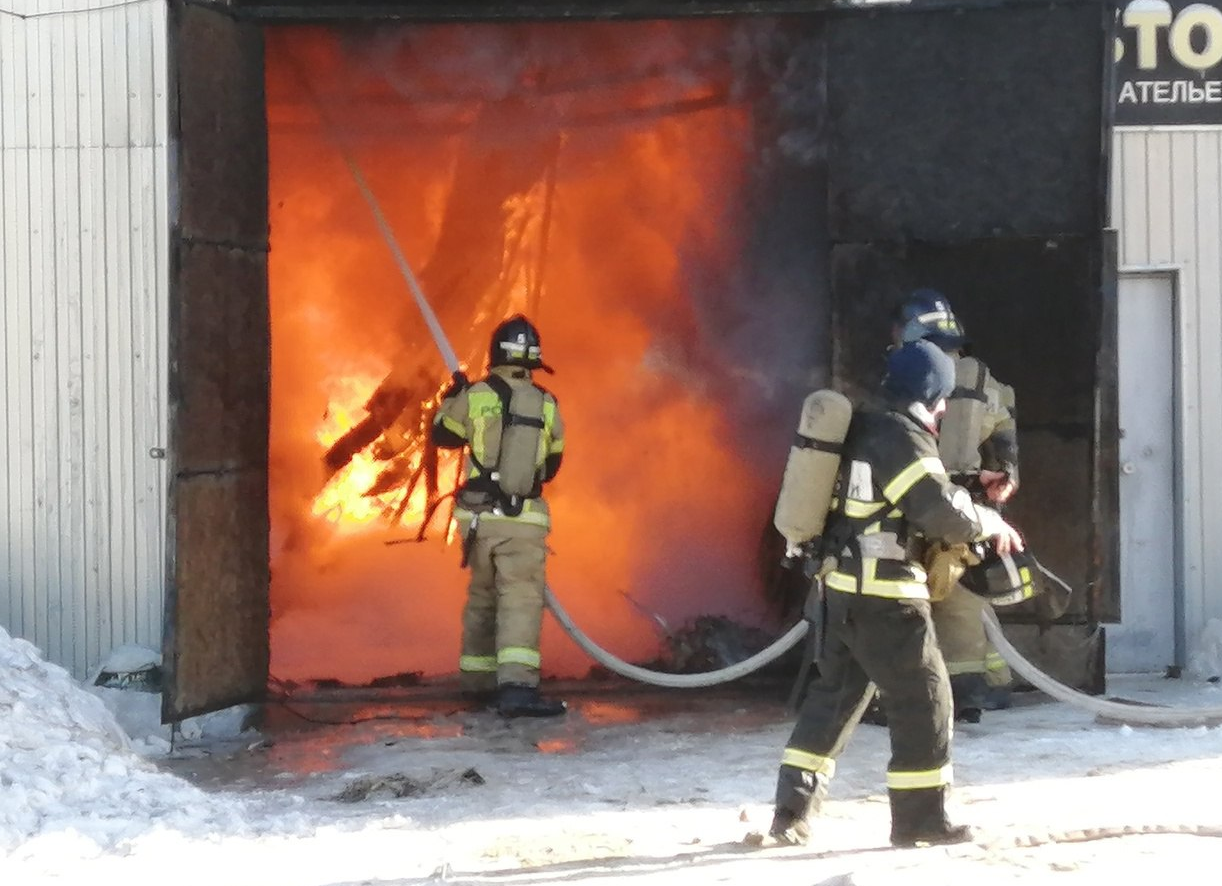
[460,513,481,569]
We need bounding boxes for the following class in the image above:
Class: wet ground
[158,676,798,794]
[154,672,1213,817]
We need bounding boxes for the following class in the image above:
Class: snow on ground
[4,622,1222,886]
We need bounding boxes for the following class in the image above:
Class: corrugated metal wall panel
[1190,129,1222,640]
[1113,128,1222,656]
[1,0,169,677]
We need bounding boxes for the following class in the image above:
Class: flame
[301,171,558,538]
[266,19,810,686]
[307,373,467,545]
[309,375,396,530]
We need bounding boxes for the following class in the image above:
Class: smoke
[347,20,735,110]
[266,17,833,683]
[654,21,830,461]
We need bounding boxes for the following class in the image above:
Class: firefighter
[894,289,1020,720]
[761,340,1024,848]
[430,314,567,718]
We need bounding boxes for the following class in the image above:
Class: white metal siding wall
[1,0,169,677]
[1113,128,1222,654]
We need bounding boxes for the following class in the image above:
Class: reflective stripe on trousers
[780,748,837,779]
[886,763,953,791]
[498,646,541,669]
[459,655,497,673]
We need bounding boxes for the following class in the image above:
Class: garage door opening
[264,19,828,687]
[164,1,1113,722]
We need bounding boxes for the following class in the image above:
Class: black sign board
[1115,0,1222,125]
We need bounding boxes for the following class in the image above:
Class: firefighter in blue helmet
[759,340,1024,848]
[430,314,567,718]
[894,289,1021,721]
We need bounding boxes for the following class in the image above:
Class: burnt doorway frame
[164,0,272,723]
[163,0,1117,721]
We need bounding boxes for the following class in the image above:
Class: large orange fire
[266,19,815,686]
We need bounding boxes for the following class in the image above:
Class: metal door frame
[1116,265,1185,668]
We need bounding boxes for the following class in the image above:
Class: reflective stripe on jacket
[824,401,987,601]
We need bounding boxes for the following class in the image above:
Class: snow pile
[0,625,260,855]
[90,642,162,688]
[81,640,254,755]
[88,685,255,755]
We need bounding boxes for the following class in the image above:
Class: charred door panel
[826,0,1109,243]
[824,0,1116,654]
[1095,230,1120,624]
[163,2,271,723]
[830,237,1112,623]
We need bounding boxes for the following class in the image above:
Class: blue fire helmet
[882,339,956,406]
[895,288,967,351]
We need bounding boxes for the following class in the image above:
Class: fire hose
[981,601,1222,727]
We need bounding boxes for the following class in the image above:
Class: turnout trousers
[778,590,954,812]
[932,583,1012,688]
[459,529,548,691]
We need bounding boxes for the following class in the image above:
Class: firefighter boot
[949,673,988,723]
[496,683,567,718]
[767,765,829,846]
[889,787,973,848]
[982,685,1013,711]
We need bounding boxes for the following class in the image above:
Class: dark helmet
[489,314,553,373]
[895,288,968,351]
[961,545,1045,608]
[882,339,955,406]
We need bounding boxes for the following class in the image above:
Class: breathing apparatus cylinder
[493,384,547,510]
[938,355,988,474]
[773,389,854,553]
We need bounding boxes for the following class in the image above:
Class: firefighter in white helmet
[892,288,1020,722]
[431,314,567,718]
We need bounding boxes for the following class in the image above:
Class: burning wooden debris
[662,615,793,675]
[582,612,797,679]
[613,591,799,677]
[307,113,566,540]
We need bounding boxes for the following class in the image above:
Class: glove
[441,370,469,401]
[974,503,1007,538]
[924,542,980,602]
[975,504,1025,555]
[980,469,1017,505]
